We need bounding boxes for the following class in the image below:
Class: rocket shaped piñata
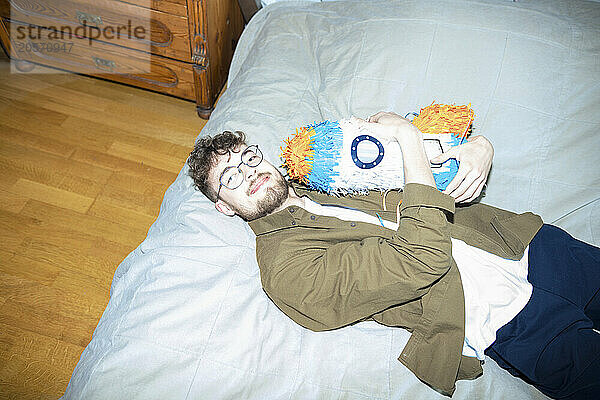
[280,102,475,195]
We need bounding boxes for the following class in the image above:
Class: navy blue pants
[485,225,600,399]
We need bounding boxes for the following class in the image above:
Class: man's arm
[258,113,455,331]
[363,111,437,187]
[259,184,454,331]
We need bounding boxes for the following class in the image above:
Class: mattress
[62,1,599,398]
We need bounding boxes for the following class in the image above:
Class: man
[187,112,599,399]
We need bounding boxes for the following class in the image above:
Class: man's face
[210,144,289,221]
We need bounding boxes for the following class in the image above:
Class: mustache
[247,172,270,195]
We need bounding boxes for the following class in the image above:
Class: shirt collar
[248,182,403,235]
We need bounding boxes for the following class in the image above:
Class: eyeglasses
[216,145,263,200]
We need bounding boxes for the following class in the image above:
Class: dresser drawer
[125,0,188,17]
[3,18,196,100]
[1,0,192,61]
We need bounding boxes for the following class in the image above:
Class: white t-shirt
[302,197,531,360]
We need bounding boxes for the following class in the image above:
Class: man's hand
[361,112,422,145]
[430,135,494,203]
[357,112,436,188]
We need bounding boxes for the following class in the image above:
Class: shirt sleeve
[258,183,456,331]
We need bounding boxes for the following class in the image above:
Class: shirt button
[350,222,356,227]
[289,207,295,213]
[310,215,316,220]
[291,221,297,226]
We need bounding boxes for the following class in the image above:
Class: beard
[233,171,289,221]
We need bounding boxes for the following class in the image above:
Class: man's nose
[240,163,257,181]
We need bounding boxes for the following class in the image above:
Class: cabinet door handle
[93,56,116,72]
[77,11,103,27]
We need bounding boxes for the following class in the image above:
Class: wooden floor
[0,52,208,399]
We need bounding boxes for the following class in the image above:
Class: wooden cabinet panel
[3,18,195,99]
[2,0,192,61]
[0,0,244,118]
[125,0,188,17]
[205,0,243,103]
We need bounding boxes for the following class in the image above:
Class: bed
[62,1,600,398]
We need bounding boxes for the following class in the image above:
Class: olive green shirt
[249,183,543,396]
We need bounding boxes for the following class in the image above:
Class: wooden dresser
[0,0,245,118]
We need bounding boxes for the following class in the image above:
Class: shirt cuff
[401,183,455,214]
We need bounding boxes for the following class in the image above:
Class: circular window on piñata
[351,135,385,169]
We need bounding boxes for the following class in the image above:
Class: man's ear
[215,199,236,217]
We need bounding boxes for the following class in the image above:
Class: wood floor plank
[0,189,28,213]
[22,84,201,147]
[0,146,109,200]
[0,80,32,103]
[12,231,133,281]
[0,249,14,262]
[67,74,202,126]
[0,51,210,399]
[108,141,185,174]
[0,272,106,322]
[103,100,201,138]
[60,111,198,148]
[0,209,38,254]
[0,105,115,153]
[24,66,80,85]
[70,146,178,184]
[0,94,70,126]
[0,68,67,93]
[0,167,19,191]
[0,162,103,203]
[3,74,108,114]
[1,94,195,169]
[20,76,199,133]
[58,81,202,141]
[0,123,76,159]
[86,237,136,266]
[18,235,130,285]
[0,323,84,400]
[54,173,108,199]
[0,298,100,348]
[20,199,149,248]
[114,130,195,160]
[87,198,157,231]
[52,268,112,307]
[0,159,61,193]
[1,254,61,286]
[61,77,135,104]
[0,139,113,185]
[0,251,16,297]
[96,181,164,217]
[10,179,95,214]
[105,170,173,198]
[112,91,200,123]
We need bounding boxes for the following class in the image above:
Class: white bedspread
[63,1,599,398]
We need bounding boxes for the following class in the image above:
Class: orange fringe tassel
[280,126,315,184]
[412,102,474,139]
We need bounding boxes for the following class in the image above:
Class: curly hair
[187,130,247,202]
